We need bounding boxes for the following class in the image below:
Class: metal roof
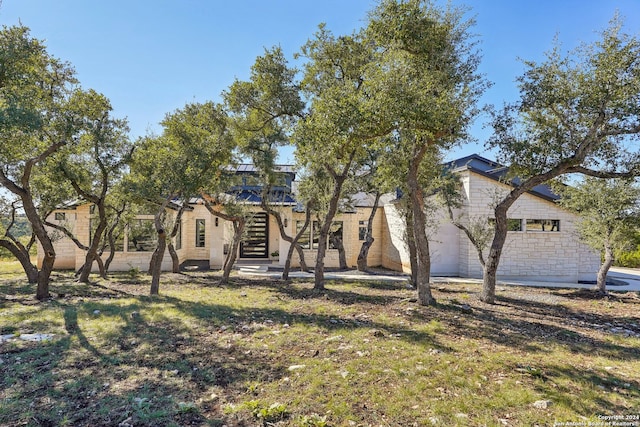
[450,154,560,202]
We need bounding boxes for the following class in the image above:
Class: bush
[615,246,640,268]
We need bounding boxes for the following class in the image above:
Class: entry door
[240,213,269,258]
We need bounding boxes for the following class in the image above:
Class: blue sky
[2,0,639,163]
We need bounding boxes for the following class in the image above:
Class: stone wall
[460,170,599,281]
[287,207,385,269]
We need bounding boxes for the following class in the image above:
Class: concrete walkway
[238,266,640,292]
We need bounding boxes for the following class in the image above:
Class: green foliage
[296,413,329,427]
[126,265,141,279]
[0,273,639,426]
[615,243,640,267]
[489,15,640,179]
[127,101,235,203]
[555,177,640,255]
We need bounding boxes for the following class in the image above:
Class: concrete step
[238,264,269,273]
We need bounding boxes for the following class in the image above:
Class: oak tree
[482,17,640,303]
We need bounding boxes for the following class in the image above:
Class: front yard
[0,266,638,426]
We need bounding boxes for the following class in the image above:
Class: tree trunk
[314,170,349,290]
[167,206,185,273]
[0,240,38,283]
[404,207,418,288]
[283,207,312,280]
[261,195,310,277]
[23,196,55,300]
[332,234,348,270]
[406,155,435,306]
[103,202,127,274]
[283,242,296,281]
[295,244,309,272]
[78,250,97,283]
[78,203,108,283]
[222,220,244,284]
[149,229,166,295]
[37,252,54,300]
[168,242,180,273]
[314,225,329,290]
[357,192,380,272]
[95,255,106,279]
[103,233,117,273]
[150,201,170,295]
[480,203,510,304]
[596,241,614,295]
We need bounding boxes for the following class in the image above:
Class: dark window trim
[195,219,206,247]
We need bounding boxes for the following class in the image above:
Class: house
[382,155,599,282]
[40,155,600,283]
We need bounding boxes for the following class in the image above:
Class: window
[488,218,522,232]
[296,220,311,249]
[127,219,156,252]
[507,219,522,232]
[195,219,206,247]
[110,225,125,252]
[328,222,343,249]
[54,212,65,221]
[297,221,344,249]
[175,220,182,250]
[312,221,321,249]
[358,220,367,241]
[526,219,560,232]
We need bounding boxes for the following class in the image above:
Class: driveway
[239,265,640,293]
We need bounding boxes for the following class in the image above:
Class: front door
[240,212,269,258]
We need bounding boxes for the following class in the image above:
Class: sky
[2,0,640,163]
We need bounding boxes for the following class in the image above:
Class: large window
[195,219,206,247]
[488,218,522,232]
[358,220,367,241]
[296,220,311,249]
[127,219,156,252]
[296,221,343,249]
[328,221,343,249]
[111,225,125,252]
[175,220,182,250]
[312,221,321,249]
[526,219,560,232]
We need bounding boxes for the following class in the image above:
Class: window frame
[195,219,206,248]
[295,220,311,249]
[526,219,560,232]
[488,218,523,232]
[127,219,157,252]
[175,220,182,250]
[358,220,367,241]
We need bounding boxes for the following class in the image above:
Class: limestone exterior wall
[380,170,599,282]
[380,201,461,275]
[460,170,599,282]
[286,207,385,269]
[41,203,174,272]
[38,208,79,270]
[204,206,288,269]
[102,212,172,272]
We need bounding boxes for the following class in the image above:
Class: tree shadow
[412,293,640,361]
[270,284,406,306]
[529,363,639,415]
[551,287,640,302]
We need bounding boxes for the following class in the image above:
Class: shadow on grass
[149,293,450,352]
[528,363,640,415]
[270,283,406,306]
[2,298,284,426]
[551,287,640,302]
[415,295,640,361]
